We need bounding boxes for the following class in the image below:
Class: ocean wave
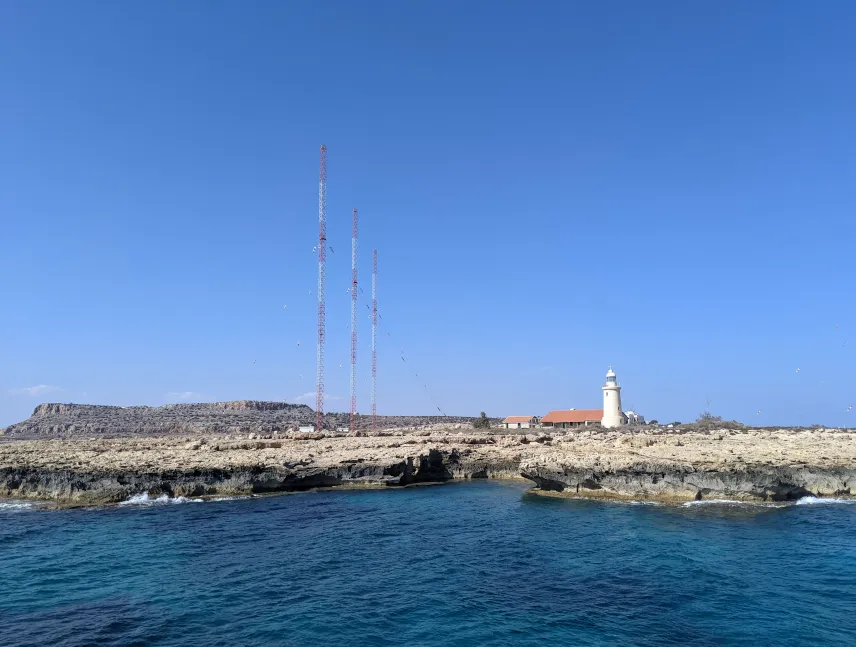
[795,496,856,506]
[0,501,34,510]
[118,493,252,506]
[119,493,204,506]
[683,499,771,507]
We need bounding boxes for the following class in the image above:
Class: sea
[1,481,855,646]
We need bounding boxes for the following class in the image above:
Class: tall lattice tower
[371,249,378,430]
[316,146,327,432]
[349,208,358,433]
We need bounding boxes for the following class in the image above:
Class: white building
[624,410,645,425]
[502,415,540,430]
[298,424,316,433]
[601,367,627,428]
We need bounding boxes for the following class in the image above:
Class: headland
[1,402,854,506]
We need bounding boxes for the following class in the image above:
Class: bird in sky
[796,368,801,373]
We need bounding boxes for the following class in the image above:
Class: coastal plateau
[1,402,854,505]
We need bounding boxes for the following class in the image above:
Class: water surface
[2,482,854,646]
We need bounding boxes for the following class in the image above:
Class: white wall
[504,421,532,429]
[602,386,623,428]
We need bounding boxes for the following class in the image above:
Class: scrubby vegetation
[472,412,491,429]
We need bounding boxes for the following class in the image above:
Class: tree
[472,412,491,429]
[697,411,723,423]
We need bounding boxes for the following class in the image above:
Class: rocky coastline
[1,403,855,506]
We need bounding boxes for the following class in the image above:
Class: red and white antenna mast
[371,249,378,430]
[349,208,358,433]
[316,145,327,431]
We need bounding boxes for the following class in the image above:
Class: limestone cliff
[1,418,854,506]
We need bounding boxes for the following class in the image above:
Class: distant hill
[0,401,487,439]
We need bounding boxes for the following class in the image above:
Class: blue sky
[2,1,855,427]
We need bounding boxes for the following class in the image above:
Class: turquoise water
[2,482,855,646]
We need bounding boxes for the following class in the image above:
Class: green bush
[472,412,491,429]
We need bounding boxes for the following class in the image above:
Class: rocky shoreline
[2,403,855,506]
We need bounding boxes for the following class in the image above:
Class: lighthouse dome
[604,367,619,387]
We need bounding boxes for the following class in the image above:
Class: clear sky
[2,1,855,428]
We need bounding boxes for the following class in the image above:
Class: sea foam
[119,492,203,506]
[682,499,772,507]
[0,501,34,510]
[795,496,856,506]
[118,493,250,506]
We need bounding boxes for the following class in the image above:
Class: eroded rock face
[0,436,522,505]
[1,420,854,505]
[520,462,854,502]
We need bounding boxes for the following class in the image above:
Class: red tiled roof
[541,409,603,424]
[503,416,534,423]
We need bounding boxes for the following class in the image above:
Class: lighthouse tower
[601,367,624,428]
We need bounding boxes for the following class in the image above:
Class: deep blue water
[2,482,855,646]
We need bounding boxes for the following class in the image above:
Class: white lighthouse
[601,367,624,428]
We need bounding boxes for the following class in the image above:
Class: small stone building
[540,409,604,429]
[502,415,540,430]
